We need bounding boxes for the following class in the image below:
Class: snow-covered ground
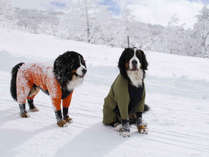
[0,28,209,157]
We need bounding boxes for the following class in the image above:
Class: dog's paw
[57,120,67,127]
[20,112,29,118]
[119,127,131,137]
[113,123,122,131]
[119,129,130,137]
[64,116,72,123]
[137,124,148,134]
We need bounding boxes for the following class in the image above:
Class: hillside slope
[0,28,209,157]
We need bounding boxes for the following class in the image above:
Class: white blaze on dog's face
[129,48,141,71]
[127,48,144,87]
[67,55,87,91]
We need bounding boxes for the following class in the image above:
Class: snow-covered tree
[16,9,59,34]
[0,0,15,27]
[112,0,134,47]
[193,6,209,57]
[3,0,207,58]
[57,0,116,44]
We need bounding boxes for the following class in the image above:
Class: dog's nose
[132,60,137,66]
[82,69,87,74]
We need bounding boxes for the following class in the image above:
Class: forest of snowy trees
[0,0,209,58]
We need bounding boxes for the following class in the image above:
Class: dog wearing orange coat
[10,51,87,127]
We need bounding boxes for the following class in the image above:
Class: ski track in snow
[0,30,209,157]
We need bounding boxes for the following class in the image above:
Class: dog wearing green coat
[103,48,149,137]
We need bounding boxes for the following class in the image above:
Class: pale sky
[12,0,207,29]
[129,0,204,28]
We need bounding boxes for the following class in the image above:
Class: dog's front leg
[63,107,72,123]
[53,98,66,127]
[119,119,130,137]
[62,92,73,123]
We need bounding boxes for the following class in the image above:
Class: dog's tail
[143,104,150,113]
[10,62,24,101]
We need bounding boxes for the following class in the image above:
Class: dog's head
[53,51,87,90]
[118,48,148,85]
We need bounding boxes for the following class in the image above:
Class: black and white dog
[103,47,149,136]
[118,47,149,135]
[10,51,87,127]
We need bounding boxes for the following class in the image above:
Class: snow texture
[0,28,209,157]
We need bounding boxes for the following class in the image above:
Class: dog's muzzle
[74,68,87,78]
[130,60,138,71]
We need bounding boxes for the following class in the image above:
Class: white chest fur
[127,69,143,87]
[67,77,84,91]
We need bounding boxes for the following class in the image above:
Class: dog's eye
[136,51,141,58]
[126,53,133,60]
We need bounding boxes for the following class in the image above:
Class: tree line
[0,0,208,58]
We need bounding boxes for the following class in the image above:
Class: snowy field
[0,28,209,157]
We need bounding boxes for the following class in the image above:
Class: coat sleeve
[62,91,73,108]
[114,75,130,120]
[46,78,62,111]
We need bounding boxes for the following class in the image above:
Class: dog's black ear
[53,51,74,87]
[118,48,129,80]
[139,50,148,70]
